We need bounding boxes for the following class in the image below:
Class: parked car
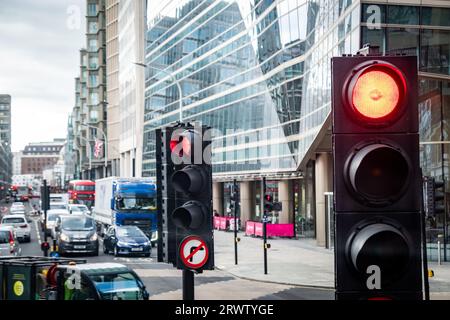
[0,226,21,256]
[55,215,99,256]
[103,225,151,257]
[0,214,31,242]
[68,204,91,216]
[43,209,70,237]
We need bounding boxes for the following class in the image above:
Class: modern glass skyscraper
[143,0,359,178]
[0,94,12,183]
[143,0,450,247]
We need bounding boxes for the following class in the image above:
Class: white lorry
[92,177,158,245]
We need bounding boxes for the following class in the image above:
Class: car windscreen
[117,228,145,238]
[2,217,25,224]
[91,272,144,300]
[50,204,67,210]
[62,217,95,231]
[0,231,10,243]
[115,197,156,210]
[47,214,59,222]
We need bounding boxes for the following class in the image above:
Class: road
[1,200,334,300]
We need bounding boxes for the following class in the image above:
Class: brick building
[21,139,65,175]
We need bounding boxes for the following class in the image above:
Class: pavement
[213,229,450,299]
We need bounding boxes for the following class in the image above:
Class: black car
[103,226,151,257]
[56,215,99,256]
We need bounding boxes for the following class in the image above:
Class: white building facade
[118,0,146,178]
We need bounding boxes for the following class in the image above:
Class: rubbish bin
[0,256,86,300]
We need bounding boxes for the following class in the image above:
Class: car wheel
[114,246,119,257]
[144,252,150,258]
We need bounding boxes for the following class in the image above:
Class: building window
[422,7,450,27]
[88,39,98,51]
[88,21,98,33]
[386,28,419,56]
[420,29,450,75]
[387,5,419,25]
[89,92,99,105]
[90,110,99,123]
[89,74,98,86]
[88,3,97,16]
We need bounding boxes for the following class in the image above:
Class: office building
[143,0,450,246]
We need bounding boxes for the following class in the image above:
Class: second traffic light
[169,123,214,271]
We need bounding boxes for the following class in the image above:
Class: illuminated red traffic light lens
[170,131,195,158]
[346,63,407,124]
[182,136,192,156]
[352,70,400,119]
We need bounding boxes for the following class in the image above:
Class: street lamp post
[80,123,108,178]
[133,62,183,122]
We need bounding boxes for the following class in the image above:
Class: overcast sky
[0,0,86,152]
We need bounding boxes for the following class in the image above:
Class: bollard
[438,241,442,265]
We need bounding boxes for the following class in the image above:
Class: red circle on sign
[179,235,209,269]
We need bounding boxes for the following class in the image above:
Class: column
[212,182,224,216]
[315,152,333,247]
[240,181,255,229]
[278,180,294,224]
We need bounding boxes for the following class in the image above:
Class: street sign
[179,236,209,270]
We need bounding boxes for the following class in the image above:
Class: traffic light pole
[420,173,430,300]
[182,270,194,300]
[262,177,268,275]
[233,179,238,265]
[42,179,48,257]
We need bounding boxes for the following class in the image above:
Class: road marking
[34,220,42,245]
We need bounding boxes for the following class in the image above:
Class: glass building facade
[360,1,450,258]
[143,0,450,247]
[143,0,360,178]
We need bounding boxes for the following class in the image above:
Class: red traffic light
[170,129,199,158]
[345,62,407,124]
[264,194,273,202]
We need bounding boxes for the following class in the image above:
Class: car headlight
[90,233,98,241]
[60,233,70,242]
[117,241,127,247]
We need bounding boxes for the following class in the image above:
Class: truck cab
[93,177,158,246]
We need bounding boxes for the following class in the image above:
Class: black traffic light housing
[424,176,446,217]
[156,123,215,270]
[332,54,423,300]
[156,126,179,265]
[264,194,274,212]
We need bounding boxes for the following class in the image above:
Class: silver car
[0,226,21,256]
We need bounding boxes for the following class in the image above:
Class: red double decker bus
[68,180,95,207]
